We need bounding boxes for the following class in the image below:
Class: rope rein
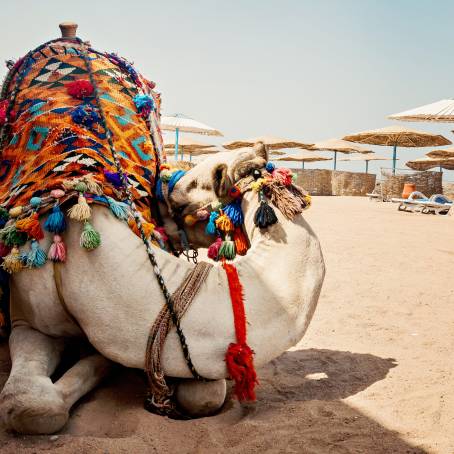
[78,43,205,381]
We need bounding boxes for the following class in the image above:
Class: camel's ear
[212,163,231,198]
[253,141,268,161]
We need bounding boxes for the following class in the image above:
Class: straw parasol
[275,151,332,169]
[223,136,313,150]
[270,150,287,156]
[160,114,223,160]
[388,99,454,123]
[338,154,395,173]
[406,157,454,171]
[426,147,454,159]
[163,135,214,160]
[342,125,451,174]
[309,138,372,170]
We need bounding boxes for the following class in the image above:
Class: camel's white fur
[0,144,325,434]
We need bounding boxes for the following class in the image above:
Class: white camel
[0,143,325,434]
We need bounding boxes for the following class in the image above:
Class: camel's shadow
[257,348,397,403]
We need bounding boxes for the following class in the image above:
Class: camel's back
[0,33,162,219]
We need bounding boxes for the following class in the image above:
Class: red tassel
[222,262,258,401]
[233,226,249,256]
[66,80,94,99]
[16,213,44,240]
[0,242,11,258]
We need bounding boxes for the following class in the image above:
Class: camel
[0,143,325,434]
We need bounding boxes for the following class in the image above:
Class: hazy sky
[1,0,454,179]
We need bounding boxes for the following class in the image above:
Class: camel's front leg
[0,325,112,434]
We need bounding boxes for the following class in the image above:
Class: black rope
[78,43,206,381]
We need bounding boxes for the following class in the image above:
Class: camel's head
[161,142,268,248]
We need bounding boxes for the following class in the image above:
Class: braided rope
[78,43,205,381]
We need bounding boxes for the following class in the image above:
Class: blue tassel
[25,240,47,268]
[106,197,130,220]
[44,205,66,233]
[205,211,219,235]
[223,200,244,226]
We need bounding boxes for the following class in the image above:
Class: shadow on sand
[0,344,427,453]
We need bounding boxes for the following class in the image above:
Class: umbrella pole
[392,145,397,175]
[365,161,369,174]
[175,128,180,161]
[302,161,305,170]
[334,151,337,170]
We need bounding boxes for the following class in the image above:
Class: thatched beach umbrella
[388,99,454,123]
[426,147,454,159]
[309,138,371,170]
[223,136,313,150]
[338,154,395,173]
[342,125,451,175]
[275,152,332,169]
[161,114,223,160]
[163,135,214,161]
[406,157,454,171]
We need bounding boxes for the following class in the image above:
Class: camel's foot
[176,378,227,417]
[0,376,68,434]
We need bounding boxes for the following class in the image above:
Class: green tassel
[0,224,28,247]
[80,222,101,250]
[218,238,236,260]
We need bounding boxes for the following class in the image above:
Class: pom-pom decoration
[265,162,275,173]
[71,104,101,128]
[272,168,293,186]
[133,94,154,119]
[207,237,222,260]
[0,99,9,126]
[228,185,242,199]
[66,80,94,99]
[223,200,244,227]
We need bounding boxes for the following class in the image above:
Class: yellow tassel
[2,247,23,273]
[215,212,234,233]
[82,175,103,195]
[9,206,23,218]
[68,194,91,221]
[184,214,198,226]
[251,178,266,192]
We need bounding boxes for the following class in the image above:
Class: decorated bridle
[156,160,312,262]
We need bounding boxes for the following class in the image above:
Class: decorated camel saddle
[0,24,325,435]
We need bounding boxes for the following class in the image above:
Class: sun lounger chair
[392,191,453,215]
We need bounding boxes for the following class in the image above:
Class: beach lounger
[392,191,453,215]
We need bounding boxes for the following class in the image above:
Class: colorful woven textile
[0,39,162,218]
[0,37,165,278]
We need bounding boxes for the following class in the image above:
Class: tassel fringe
[2,247,23,273]
[68,194,91,221]
[48,235,66,262]
[80,222,101,250]
[16,213,44,240]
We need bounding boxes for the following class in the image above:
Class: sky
[1,0,454,180]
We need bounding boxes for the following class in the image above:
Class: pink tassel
[272,168,293,186]
[48,234,66,262]
[207,237,222,260]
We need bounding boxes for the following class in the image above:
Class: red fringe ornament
[207,237,222,260]
[16,213,44,240]
[0,100,8,126]
[222,262,258,401]
[66,80,94,99]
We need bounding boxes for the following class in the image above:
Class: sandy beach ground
[0,196,453,453]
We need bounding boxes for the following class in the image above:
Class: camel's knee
[176,378,227,417]
[0,376,68,434]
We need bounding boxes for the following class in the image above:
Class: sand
[0,196,453,453]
